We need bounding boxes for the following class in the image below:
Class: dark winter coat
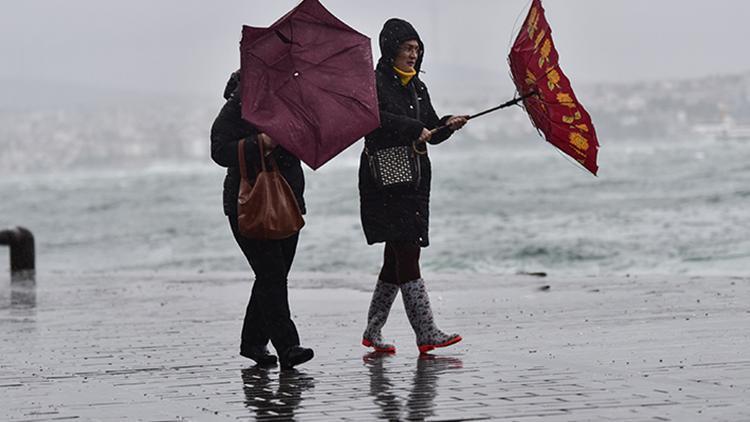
[211,71,306,217]
[359,18,456,247]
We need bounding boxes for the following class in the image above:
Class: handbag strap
[409,82,428,155]
[238,136,273,181]
[238,139,249,180]
[411,83,421,121]
[256,137,267,173]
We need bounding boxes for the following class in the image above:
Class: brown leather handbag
[237,138,304,240]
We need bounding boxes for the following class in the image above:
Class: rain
[2,1,750,420]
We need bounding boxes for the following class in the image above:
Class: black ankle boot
[280,346,314,370]
[240,345,278,366]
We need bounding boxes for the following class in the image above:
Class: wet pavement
[1,271,749,421]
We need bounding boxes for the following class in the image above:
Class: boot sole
[239,351,278,366]
[418,335,462,354]
[280,348,314,370]
[362,338,396,353]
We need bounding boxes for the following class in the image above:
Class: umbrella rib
[528,104,598,153]
[302,77,374,111]
[290,14,295,45]
[247,50,286,69]
[522,44,540,80]
[526,100,572,132]
[507,0,534,52]
[527,109,598,172]
[508,51,546,97]
[282,83,320,132]
[297,41,367,68]
[529,88,592,120]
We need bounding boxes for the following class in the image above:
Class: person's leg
[229,218,271,355]
[393,242,461,354]
[390,242,421,284]
[272,232,313,369]
[230,218,304,363]
[241,283,268,346]
[363,243,400,353]
[378,242,399,285]
[246,236,301,354]
[280,231,299,278]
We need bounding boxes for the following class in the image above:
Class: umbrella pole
[468,90,537,120]
[428,90,537,135]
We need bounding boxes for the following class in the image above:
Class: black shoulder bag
[367,83,424,189]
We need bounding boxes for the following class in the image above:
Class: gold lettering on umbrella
[562,111,581,124]
[569,132,589,155]
[534,29,546,51]
[546,68,561,91]
[538,39,552,68]
[556,93,575,108]
[525,70,537,86]
[527,7,540,39]
[558,93,588,131]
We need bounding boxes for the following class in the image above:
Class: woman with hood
[359,18,468,354]
[210,70,314,369]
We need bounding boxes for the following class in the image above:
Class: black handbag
[367,82,425,189]
[367,145,422,189]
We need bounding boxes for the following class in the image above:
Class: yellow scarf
[393,66,416,86]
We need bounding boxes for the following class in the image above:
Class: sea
[1,96,749,279]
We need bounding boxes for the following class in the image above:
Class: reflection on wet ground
[239,354,464,421]
[242,366,315,420]
[0,274,36,310]
[364,352,463,421]
[11,278,36,308]
[4,274,749,420]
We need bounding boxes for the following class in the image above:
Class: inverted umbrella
[427,0,599,175]
[509,0,599,175]
[240,0,380,170]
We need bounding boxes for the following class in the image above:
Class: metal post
[0,226,35,281]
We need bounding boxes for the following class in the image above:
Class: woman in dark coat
[211,71,313,369]
[360,19,468,354]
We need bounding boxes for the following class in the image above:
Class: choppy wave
[2,122,748,277]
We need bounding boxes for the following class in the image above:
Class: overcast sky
[2,0,749,101]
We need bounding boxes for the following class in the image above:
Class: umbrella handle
[426,90,538,136]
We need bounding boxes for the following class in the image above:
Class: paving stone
[1,272,748,420]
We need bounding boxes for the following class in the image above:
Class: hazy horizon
[2,0,750,106]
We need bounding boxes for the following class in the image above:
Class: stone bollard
[0,226,35,281]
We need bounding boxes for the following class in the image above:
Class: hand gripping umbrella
[240,0,380,170]
[429,0,600,175]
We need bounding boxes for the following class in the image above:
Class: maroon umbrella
[239,0,380,170]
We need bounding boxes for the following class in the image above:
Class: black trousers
[229,217,300,354]
[378,241,422,285]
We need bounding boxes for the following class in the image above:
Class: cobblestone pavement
[1,271,749,421]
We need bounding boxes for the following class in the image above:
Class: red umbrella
[239,0,380,170]
[423,0,599,174]
[509,0,600,175]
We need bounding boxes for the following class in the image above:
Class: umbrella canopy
[509,0,600,175]
[240,0,380,170]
